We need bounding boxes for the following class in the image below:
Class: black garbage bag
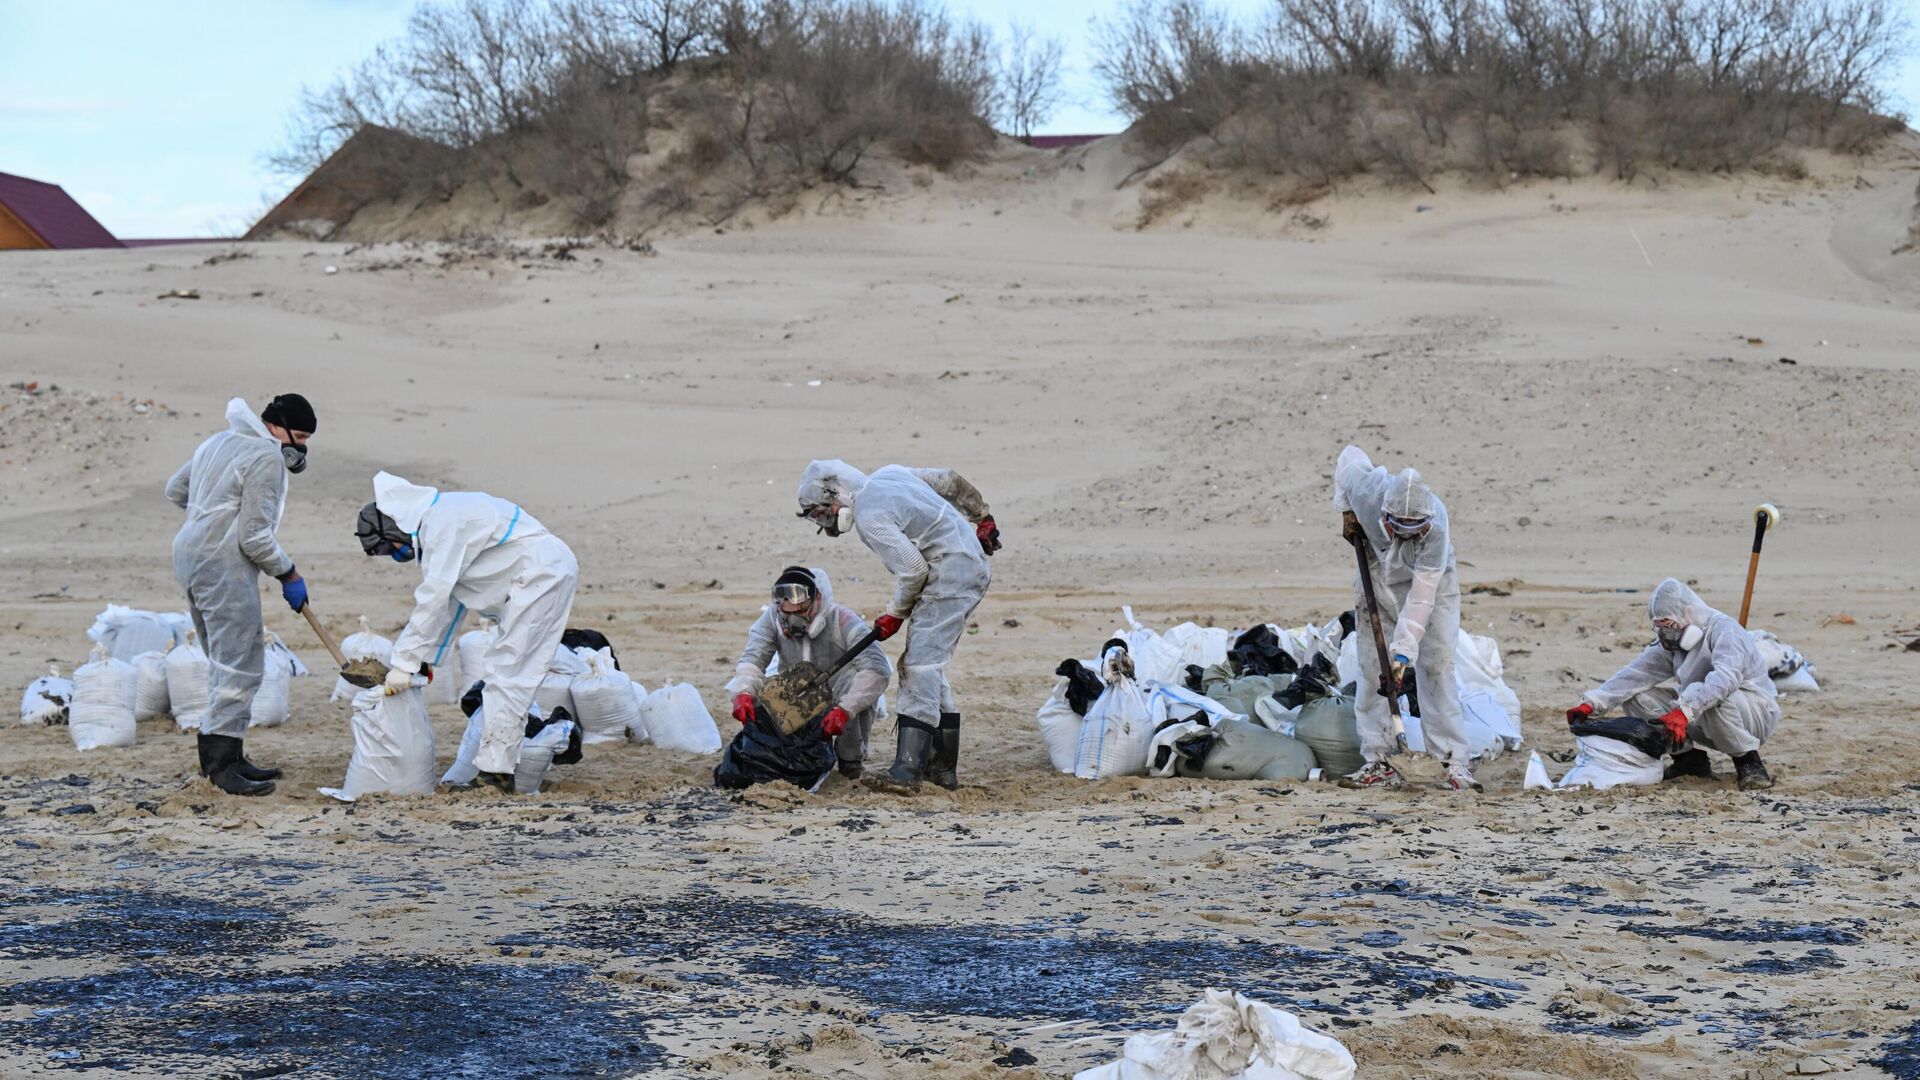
[1228,625,1298,678]
[1571,715,1673,759]
[464,680,584,764]
[560,628,620,670]
[1056,659,1104,717]
[1184,664,1206,694]
[1275,654,1340,710]
[1337,610,1356,641]
[714,705,837,790]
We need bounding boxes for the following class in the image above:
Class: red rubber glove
[874,614,903,641]
[1658,707,1689,749]
[1566,702,1593,724]
[976,515,1002,555]
[731,693,757,725]
[821,707,850,738]
[421,663,433,685]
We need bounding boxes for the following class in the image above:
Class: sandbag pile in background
[70,646,138,750]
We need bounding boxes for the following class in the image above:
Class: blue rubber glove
[391,545,415,563]
[1389,653,1411,692]
[280,571,308,612]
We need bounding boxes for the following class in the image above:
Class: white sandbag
[1555,735,1664,791]
[641,684,723,754]
[20,665,73,726]
[1035,677,1084,774]
[1455,632,1523,749]
[70,646,137,750]
[1146,719,1211,779]
[425,648,461,706]
[570,648,639,744]
[514,717,577,794]
[320,685,437,801]
[1751,628,1820,692]
[457,625,495,693]
[1162,622,1231,670]
[1523,751,1552,790]
[132,651,171,721]
[1074,989,1356,1080]
[1115,607,1187,687]
[1272,623,1321,668]
[86,604,189,662]
[549,641,591,677]
[1148,683,1244,728]
[535,671,576,720]
[625,680,653,744]
[1074,649,1153,780]
[264,632,309,679]
[165,636,210,731]
[251,634,291,729]
[331,618,394,702]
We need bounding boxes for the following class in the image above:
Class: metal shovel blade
[339,657,390,689]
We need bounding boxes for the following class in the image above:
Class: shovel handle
[811,627,882,691]
[301,604,351,670]
[1352,536,1399,701]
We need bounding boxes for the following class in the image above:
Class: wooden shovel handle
[301,604,350,669]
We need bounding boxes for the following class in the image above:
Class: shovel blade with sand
[748,628,882,737]
[301,605,389,689]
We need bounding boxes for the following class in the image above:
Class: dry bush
[1137,168,1213,226]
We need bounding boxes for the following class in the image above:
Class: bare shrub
[997,21,1066,142]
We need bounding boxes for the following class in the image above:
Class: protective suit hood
[226,397,274,442]
[1649,578,1712,628]
[797,460,870,511]
[373,471,441,534]
[1383,468,1437,521]
[802,566,836,638]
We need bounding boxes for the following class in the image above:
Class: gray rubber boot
[927,712,960,790]
[884,717,937,788]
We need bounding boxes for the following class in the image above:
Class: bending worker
[1567,578,1778,790]
[796,460,1000,789]
[356,471,578,792]
[166,393,315,797]
[1332,444,1477,792]
[726,566,892,778]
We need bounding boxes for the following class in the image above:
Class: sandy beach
[3,138,1920,1077]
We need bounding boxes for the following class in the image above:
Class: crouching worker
[356,471,579,793]
[448,681,582,793]
[726,567,891,778]
[796,460,999,789]
[1567,578,1779,790]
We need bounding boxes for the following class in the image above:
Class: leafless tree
[997,22,1065,142]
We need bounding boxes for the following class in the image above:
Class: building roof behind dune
[0,171,124,250]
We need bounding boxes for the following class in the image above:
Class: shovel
[1736,503,1780,628]
[300,604,389,689]
[1351,535,1399,701]
[754,628,883,737]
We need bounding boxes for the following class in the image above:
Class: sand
[3,136,1920,1078]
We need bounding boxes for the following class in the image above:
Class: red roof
[0,171,123,249]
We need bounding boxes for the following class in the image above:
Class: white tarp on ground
[1075,989,1355,1080]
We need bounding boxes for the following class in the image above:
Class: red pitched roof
[0,171,123,249]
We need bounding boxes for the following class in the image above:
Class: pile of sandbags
[19,666,73,726]
[70,645,137,750]
[331,618,393,702]
[536,642,588,720]
[86,605,190,662]
[165,634,210,731]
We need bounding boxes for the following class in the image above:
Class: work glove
[279,569,308,612]
[383,665,416,696]
[1341,510,1364,545]
[976,516,1002,556]
[1658,706,1689,750]
[874,614,904,641]
[1389,653,1411,694]
[821,706,850,738]
[731,693,757,725]
[1566,702,1594,724]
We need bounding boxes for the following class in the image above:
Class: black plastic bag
[560,628,620,671]
[464,680,584,764]
[1570,715,1673,759]
[1055,659,1104,717]
[714,705,837,790]
[1275,654,1340,710]
[1228,625,1298,678]
[1183,664,1206,694]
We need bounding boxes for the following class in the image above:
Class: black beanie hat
[261,393,317,433]
[774,565,817,599]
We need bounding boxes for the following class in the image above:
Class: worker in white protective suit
[166,394,316,797]
[1332,445,1477,792]
[796,460,1000,789]
[1566,578,1779,790]
[726,566,892,778]
[357,471,578,792]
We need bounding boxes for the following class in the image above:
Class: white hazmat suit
[374,471,579,777]
[166,398,293,739]
[1582,579,1780,757]
[1332,446,1470,769]
[725,568,892,767]
[796,461,992,727]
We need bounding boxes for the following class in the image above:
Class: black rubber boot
[883,717,937,789]
[838,758,864,780]
[199,734,274,796]
[1734,751,1774,791]
[927,712,960,790]
[1665,748,1716,781]
[236,741,282,782]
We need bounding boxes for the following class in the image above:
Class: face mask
[356,502,412,558]
[1679,624,1703,651]
[835,506,853,535]
[780,611,812,638]
[281,443,308,474]
[1657,623,1702,651]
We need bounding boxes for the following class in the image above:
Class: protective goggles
[771,582,815,606]
[1382,514,1431,539]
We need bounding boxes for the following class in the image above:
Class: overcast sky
[2,0,1917,237]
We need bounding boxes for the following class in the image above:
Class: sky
[3,0,1919,237]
